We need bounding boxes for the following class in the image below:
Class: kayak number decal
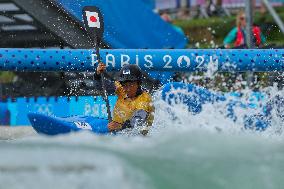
[74,122,92,130]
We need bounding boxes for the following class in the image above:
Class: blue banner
[5,96,117,126]
[0,48,283,72]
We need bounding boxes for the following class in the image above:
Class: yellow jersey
[112,81,154,126]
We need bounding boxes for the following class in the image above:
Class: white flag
[85,11,100,28]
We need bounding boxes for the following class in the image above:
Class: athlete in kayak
[95,62,154,134]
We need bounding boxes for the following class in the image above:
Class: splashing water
[0,86,284,189]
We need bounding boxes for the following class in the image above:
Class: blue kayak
[28,82,283,135]
[28,113,109,135]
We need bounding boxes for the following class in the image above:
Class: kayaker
[94,62,154,134]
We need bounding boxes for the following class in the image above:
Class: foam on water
[0,86,284,189]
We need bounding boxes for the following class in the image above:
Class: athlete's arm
[108,110,149,132]
[108,121,122,131]
[94,62,116,94]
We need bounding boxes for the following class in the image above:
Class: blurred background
[0,0,283,125]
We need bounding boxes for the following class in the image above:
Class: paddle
[82,6,112,122]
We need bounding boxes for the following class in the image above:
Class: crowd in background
[154,0,284,18]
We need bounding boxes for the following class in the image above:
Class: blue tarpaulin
[55,0,187,49]
[55,0,188,83]
[141,0,156,9]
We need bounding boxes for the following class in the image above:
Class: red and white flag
[85,11,100,28]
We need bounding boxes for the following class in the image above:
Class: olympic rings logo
[34,104,54,115]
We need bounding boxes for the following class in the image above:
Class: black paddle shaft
[82,6,112,122]
[96,39,112,122]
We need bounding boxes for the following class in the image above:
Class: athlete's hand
[97,62,106,74]
[108,121,122,131]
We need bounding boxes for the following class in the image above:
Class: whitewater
[0,86,283,189]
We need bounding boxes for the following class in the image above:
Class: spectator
[223,10,266,49]
[206,0,224,16]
